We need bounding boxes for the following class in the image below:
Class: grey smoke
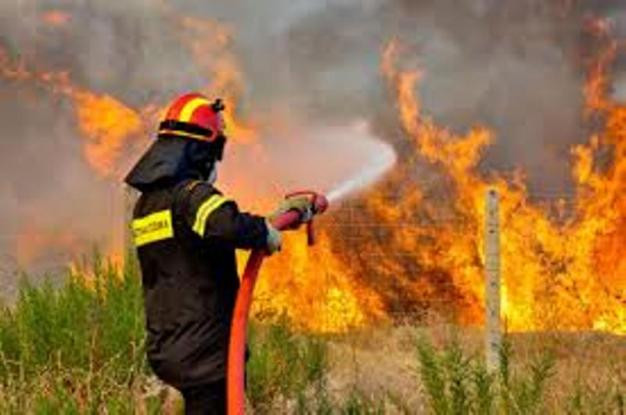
[0,0,623,280]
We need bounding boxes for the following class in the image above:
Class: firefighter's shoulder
[177,180,237,236]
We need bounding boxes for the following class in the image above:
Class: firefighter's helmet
[158,93,227,160]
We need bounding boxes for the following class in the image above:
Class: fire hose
[227,191,329,415]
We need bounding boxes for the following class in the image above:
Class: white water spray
[326,141,397,203]
[223,120,397,207]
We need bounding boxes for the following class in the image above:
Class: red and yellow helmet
[158,93,227,159]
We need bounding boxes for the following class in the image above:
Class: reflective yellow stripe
[179,97,210,122]
[132,210,174,247]
[193,195,230,236]
[158,129,214,142]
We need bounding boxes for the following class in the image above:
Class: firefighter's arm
[200,202,270,250]
[183,184,271,250]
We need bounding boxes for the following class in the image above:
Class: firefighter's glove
[265,221,282,255]
[269,196,314,225]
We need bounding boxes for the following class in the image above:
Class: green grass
[0,254,149,414]
[0,257,622,413]
[247,317,329,413]
[416,337,556,414]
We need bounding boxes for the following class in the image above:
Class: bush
[0,254,152,413]
[416,336,556,415]
[0,255,620,414]
[247,316,330,413]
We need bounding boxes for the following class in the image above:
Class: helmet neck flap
[124,94,226,192]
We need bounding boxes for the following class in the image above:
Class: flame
[252,232,384,332]
[378,36,625,333]
[176,16,258,144]
[2,10,624,335]
[0,49,143,267]
[0,50,145,178]
[73,92,143,177]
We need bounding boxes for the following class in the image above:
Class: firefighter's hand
[269,196,314,224]
[265,221,282,255]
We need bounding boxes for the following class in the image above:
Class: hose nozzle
[283,191,329,245]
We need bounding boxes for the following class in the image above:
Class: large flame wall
[0,1,624,333]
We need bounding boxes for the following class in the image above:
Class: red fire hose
[227,191,329,415]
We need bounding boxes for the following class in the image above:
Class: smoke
[278,0,586,193]
[188,0,617,193]
[0,1,623,280]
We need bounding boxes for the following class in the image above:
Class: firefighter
[124,93,312,415]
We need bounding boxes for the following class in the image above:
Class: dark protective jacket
[125,136,268,388]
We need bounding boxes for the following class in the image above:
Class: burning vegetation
[0,0,624,335]
[375,34,625,333]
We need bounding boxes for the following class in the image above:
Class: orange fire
[176,15,258,145]
[73,91,143,177]
[378,35,625,333]
[0,49,147,178]
[2,11,624,335]
[252,232,385,332]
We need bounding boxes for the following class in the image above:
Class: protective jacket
[125,136,267,388]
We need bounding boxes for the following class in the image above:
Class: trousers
[180,379,226,415]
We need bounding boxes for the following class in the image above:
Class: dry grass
[0,259,622,413]
[324,323,625,413]
[325,324,423,412]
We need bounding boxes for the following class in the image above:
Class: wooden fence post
[485,188,501,372]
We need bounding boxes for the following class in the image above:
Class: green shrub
[0,254,619,414]
[0,254,154,413]
[416,337,555,415]
[338,388,386,415]
[247,316,329,413]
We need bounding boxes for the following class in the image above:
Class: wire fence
[0,187,621,336]
[272,189,623,335]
